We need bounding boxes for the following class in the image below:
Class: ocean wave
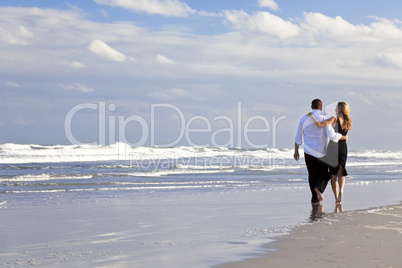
[124,168,236,177]
[174,164,233,170]
[1,143,402,166]
[347,179,402,186]
[3,180,260,194]
[347,161,402,167]
[0,142,292,164]
[0,174,94,182]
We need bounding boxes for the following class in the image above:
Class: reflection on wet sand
[310,203,344,222]
[310,204,324,222]
[335,203,343,213]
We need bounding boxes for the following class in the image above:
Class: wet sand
[217,203,402,268]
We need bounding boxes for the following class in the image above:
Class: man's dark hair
[311,99,322,109]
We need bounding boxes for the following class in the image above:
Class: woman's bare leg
[330,175,338,202]
[337,167,345,203]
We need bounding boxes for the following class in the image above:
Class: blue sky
[1,0,402,150]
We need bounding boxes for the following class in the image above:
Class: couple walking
[294,99,352,204]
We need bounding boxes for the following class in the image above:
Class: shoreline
[1,180,402,267]
[216,202,402,268]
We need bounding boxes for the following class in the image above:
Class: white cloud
[168,88,188,97]
[197,10,220,17]
[58,61,87,68]
[147,88,188,101]
[88,39,126,62]
[6,81,21,87]
[224,10,402,44]
[224,10,300,39]
[59,83,94,93]
[258,0,279,11]
[302,12,372,42]
[0,25,34,45]
[368,17,402,40]
[370,53,402,69]
[157,54,175,64]
[100,9,109,18]
[18,25,34,38]
[15,119,35,126]
[94,0,195,17]
[69,61,87,68]
[335,59,362,68]
[301,13,402,44]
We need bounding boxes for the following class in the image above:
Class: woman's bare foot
[335,203,343,213]
[337,191,343,203]
[315,188,324,202]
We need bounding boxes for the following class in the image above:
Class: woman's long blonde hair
[338,102,352,131]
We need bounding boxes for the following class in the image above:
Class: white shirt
[295,110,342,158]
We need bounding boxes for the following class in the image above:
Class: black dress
[327,117,348,176]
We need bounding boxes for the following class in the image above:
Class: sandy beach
[2,184,401,267]
[218,203,402,268]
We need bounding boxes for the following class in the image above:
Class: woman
[308,102,352,203]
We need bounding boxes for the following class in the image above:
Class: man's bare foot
[337,191,343,203]
[315,188,324,202]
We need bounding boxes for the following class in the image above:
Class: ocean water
[1,143,402,267]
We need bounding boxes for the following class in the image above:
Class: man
[294,99,342,204]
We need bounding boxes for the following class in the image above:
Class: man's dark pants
[304,153,330,203]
